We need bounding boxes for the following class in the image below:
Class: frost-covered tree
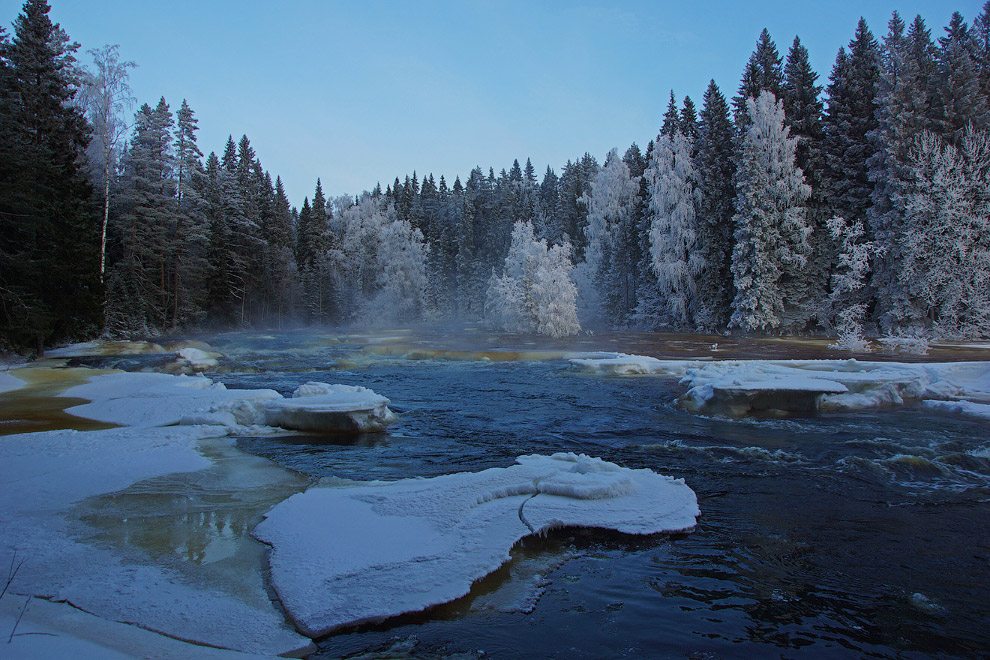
[646,132,704,328]
[331,193,428,325]
[868,13,939,329]
[486,221,580,337]
[78,44,135,284]
[730,92,812,333]
[577,148,638,327]
[826,215,876,349]
[899,128,990,338]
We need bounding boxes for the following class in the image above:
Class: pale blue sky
[11,0,985,205]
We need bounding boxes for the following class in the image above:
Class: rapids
[5,327,988,659]
[207,329,989,659]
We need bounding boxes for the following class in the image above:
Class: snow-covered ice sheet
[62,371,396,434]
[922,399,990,420]
[0,424,314,657]
[570,353,990,416]
[253,452,699,637]
[0,595,281,660]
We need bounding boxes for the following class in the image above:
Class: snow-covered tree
[730,92,812,333]
[78,44,135,284]
[826,215,876,349]
[577,148,638,327]
[899,128,990,338]
[646,132,704,328]
[486,221,580,337]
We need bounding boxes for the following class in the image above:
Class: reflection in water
[73,437,309,608]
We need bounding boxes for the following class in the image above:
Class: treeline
[2,0,989,351]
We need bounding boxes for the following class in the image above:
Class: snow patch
[253,452,698,637]
[0,369,26,394]
[922,399,990,420]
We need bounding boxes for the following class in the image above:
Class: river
[155,328,990,660]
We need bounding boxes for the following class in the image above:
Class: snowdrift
[253,453,699,637]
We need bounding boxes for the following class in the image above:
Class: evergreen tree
[695,80,737,330]
[933,11,989,143]
[734,28,784,127]
[646,132,704,328]
[0,0,100,349]
[868,13,939,329]
[171,99,207,327]
[823,18,881,233]
[730,92,812,333]
[660,90,680,136]
[782,35,830,319]
[578,148,639,326]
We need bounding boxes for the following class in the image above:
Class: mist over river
[172,328,990,660]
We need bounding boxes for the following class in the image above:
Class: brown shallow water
[0,365,118,435]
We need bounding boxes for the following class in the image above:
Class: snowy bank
[253,453,699,637]
[0,424,314,657]
[569,353,990,417]
[263,382,396,433]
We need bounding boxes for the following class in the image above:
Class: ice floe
[570,353,990,417]
[59,371,396,434]
[262,382,396,433]
[253,452,699,637]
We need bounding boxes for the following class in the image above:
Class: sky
[6,0,985,206]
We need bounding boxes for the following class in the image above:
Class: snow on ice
[570,353,990,416]
[253,453,699,637]
[61,372,396,434]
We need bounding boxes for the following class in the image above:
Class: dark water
[204,330,990,660]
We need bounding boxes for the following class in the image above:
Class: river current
[160,327,988,660]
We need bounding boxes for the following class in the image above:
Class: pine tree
[660,90,680,136]
[730,92,812,333]
[695,80,737,330]
[171,99,207,327]
[0,0,100,349]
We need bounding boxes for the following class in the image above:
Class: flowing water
[18,328,988,659]
[182,328,990,660]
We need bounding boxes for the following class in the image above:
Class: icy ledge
[570,354,990,417]
[253,453,699,637]
[63,373,396,434]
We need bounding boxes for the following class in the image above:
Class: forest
[1,0,989,351]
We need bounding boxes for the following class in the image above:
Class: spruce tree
[734,28,784,127]
[0,0,100,349]
[695,80,736,330]
[823,19,881,234]
[646,132,703,328]
[782,35,829,320]
[933,11,989,143]
[730,92,812,333]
